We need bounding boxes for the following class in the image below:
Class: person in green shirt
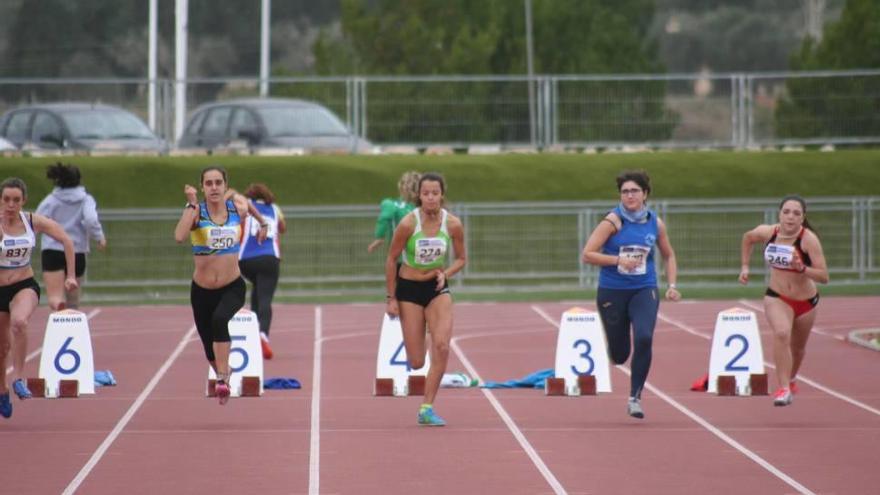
[367,171,421,253]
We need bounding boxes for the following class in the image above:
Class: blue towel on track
[94,370,117,387]
[264,377,301,390]
[481,368,554,389]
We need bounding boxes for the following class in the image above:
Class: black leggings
[596,286,659,399]
[190,277,246,362]
[239,256,280,336]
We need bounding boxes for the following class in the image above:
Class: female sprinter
[1,177,77,414]
[174,166,266,405]
[385,172,466,426]
[739,195,828,406]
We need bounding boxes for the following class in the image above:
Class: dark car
[0,102,167,153]
[177,98,373,153]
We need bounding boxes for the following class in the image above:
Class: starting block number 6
[39,310,96,396]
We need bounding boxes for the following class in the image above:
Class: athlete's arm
[435,214,467,290]
[656,218,680,301]
[582,213,621,267]
[174,185,199,243]
[385,213,415,316]
[739,224,772,284]
[794,230,829,284]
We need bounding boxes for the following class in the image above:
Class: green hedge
[1,150,877,208]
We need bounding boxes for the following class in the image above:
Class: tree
[307,0,675,144]
[776,0,880,139]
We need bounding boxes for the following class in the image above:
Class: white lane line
[451,337,568,495]
[531,305,816,495]
[62,323,196,495]
[657,311,880,417]
[737,298,844,341]
[6,308,102,375]
[308,306,322,495]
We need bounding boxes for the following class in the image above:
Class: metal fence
[2,70,879,149]
[36,197,878,303]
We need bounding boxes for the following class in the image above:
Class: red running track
[1,296,877,494]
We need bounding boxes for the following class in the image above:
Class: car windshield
[258,106,350,138]
[61,109,156,140]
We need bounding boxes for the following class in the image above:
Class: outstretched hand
[184,184,198,204]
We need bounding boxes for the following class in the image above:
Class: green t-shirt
[373,197,415,240]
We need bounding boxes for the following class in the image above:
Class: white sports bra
[0,212,37,269]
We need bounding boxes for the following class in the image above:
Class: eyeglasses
[620,188,643,196]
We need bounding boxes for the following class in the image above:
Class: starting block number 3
[553,308,612,394]
[39,310,96,397]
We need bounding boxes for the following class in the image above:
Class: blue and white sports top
[239,200,282,260]
[190,200,243,256]
[0,212,37,269]
[598,206,658,289]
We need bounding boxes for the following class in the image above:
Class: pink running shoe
[216,381,231,405]
[773,388,793,406]
[789,381,799,394]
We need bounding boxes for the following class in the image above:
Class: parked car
[0,102,167,153]
[177,98,372,153]
[0,136,15,151]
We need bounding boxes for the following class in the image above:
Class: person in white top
[0,177,77,415]
[36,163,107,310]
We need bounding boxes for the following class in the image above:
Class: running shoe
[12,379,32,400]
[789,381,799,394]
[627,397,645,419]
[216,381,231,406]
[260,332,274,360]
[0,392,12,418]
[417,406,446,426]
[773,388,793,406]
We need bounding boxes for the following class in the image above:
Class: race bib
[764,243,794,269]
[209,227,238,250]
[617,245,649,275]
[415,238,447,265]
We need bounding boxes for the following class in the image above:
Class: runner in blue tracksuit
[582,170,680,419]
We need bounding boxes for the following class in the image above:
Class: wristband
[185,202,197,210]
[668,283,677,289]
[260,222,269,228]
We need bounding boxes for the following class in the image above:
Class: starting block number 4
[376,313,430,396]
[39,310,95,397]
[708,307,765,393]
[553,307,611,395]
[208,309,263,396]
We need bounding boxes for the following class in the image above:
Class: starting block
[708,308,766,395]
[547,307,611,396]
[749,373,769,395]
[27,378,46,398]
[207,309,264,398]
[374,313,430,396]
[38,310,95,398]
[59,379,79,398]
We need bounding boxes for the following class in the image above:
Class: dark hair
[244,183,275,204]
[778,194,816,234]
[200,165,228,185]
[46,162,81,188]
[415,172,446,207]
[616,170,651,196]
[0,177,27,199]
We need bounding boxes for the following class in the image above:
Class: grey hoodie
[35,186,105,253]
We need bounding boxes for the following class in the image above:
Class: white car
[0,136,16,151]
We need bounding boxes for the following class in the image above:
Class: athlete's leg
[790,308,817,382]
[763,296,795,389]
[423,294,453,406]
[43,270,66,311]
[597,288,633,365]
[627,287,660,399]
[399,301,428,370]
[9,288,39,383]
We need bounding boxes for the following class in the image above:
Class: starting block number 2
[708,308,765,393]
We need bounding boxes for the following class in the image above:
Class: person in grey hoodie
[36,163,106,310]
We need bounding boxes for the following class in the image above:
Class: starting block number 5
[39,310,96,397]
[208,309,263,396]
